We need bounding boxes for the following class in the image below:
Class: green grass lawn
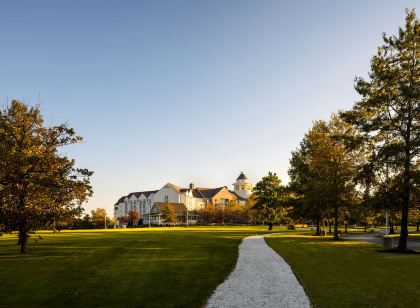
[0,226,271,307]
[266,233,420,308]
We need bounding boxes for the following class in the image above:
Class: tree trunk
[390,222,395,234]
[18,228,28,254]
[333,205,339,240]
[328,221,332,233]
[398,137,412,251]
[398,198,409,250]
[268,222,273,231]
[344,222,348,234]
[364,225,367,232]
[417,222,419,232]
[315,216,321,236]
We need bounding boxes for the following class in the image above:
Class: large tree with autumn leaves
[0,100,93,253]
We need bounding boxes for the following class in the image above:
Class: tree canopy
[253,172,287,230]
[164,204,177,224]
[341,9,419,250]
[288,116,358,238]
[0,100,93,253]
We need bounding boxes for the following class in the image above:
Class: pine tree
[253,172,286,230]
[341,10,420,250]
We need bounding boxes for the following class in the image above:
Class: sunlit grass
[266,232,420,307]
[0,226,273,307]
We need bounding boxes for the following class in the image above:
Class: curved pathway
[206,234,310,308]
[344,232,420,251]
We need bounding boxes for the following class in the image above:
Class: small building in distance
[113,172,253,226]
[144,202,199,226]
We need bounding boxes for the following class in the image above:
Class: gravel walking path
[206,234,310,308]
[344,232,420,251]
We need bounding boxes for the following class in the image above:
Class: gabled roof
[117,190,158,204]
[114,196,126,205]
[164,183,183,191]
[127,192,142,199]
[237,172,248,180]
[196,187,226,199]
[192,189,205,198]
[142,190,158,198]
[152,202,187,214]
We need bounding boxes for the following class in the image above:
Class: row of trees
[199,202,252,224]
[72,208,114,229]
[252,10,419,252]
[198,200,288,226]
[117,203,256,226]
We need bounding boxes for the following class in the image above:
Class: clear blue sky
[0,1,416,214]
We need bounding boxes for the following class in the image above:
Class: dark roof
[114,196,126,205]
[196,187,225,199]
[143,190,158,197]
[127,190,158,198]
[126,192,142,199]
[179,188,206,198]
[229,190,247,201]
[237,172,248,180]
[122,190,158,201]
[192,189,205,198]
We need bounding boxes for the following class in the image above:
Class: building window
[164,195,169,203]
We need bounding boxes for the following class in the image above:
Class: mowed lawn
[0,226,270,307]
[266,233,420,308]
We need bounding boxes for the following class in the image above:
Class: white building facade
[113,173,253,224]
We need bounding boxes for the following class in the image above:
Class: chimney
[189,183,195,190]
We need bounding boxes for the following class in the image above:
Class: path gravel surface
[206,234,310,308]
[344,232,420,251]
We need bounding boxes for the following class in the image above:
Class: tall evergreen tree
[341,10,420,250]
[253,172,286,230]
[289,133,327,235]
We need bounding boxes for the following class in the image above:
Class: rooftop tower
[233,172,253,199]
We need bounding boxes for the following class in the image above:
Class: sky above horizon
[0,1,416,214]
